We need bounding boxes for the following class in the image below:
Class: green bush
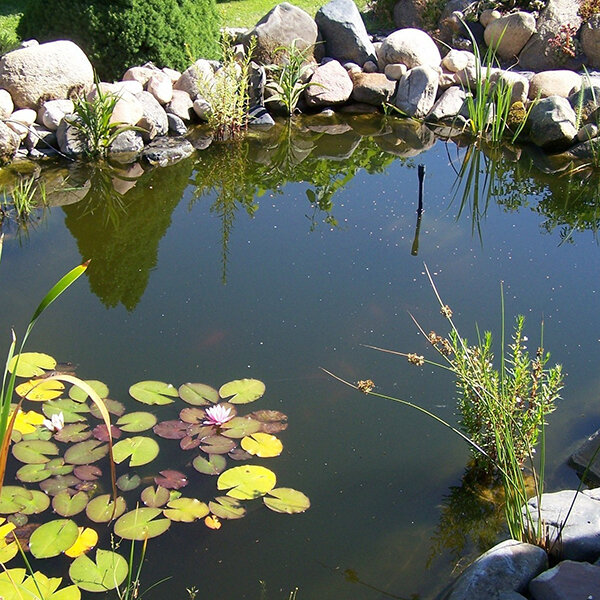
[18,0,221,81]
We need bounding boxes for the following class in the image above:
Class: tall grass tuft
[0,175,46,226]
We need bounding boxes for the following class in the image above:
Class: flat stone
[529,560,600,600]
[142,136,194,167]
[426,85,466,122]
[247,105,275,127]
[350,71,396,105]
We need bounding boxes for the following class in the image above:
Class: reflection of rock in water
[375,119,436,157]
[310,131,361,161]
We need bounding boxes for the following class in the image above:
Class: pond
[1,114,600,600]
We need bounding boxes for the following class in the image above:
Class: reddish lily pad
[228,448,253,461]
[116,412,157,433]
[178,383,219,406]
[192,454,227,476]
[64,441,109,465]
[117,474,141,492]
[218,379,265,404]
[140,486,170,508]
[73,465,102,481]
[200,435,236,455]
[12,440,59,464]
[153,420,189,440]
[54,424,92,444]
[92,424,121,442]
[40,475,82,496]
[85,495,126,523]
[209,496,246,520]
[180,436,202,451]
[153,470,188,490]
[179,407,207,425]
[52,491,89,517]
[89,399,125,419]
[129,381,178,406]
[113,507,171,540]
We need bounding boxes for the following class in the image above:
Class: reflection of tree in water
[63,160,194,310]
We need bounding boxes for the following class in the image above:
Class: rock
[248,105,275,127]
[518,0,584,71]
[569,428,600,482]
[576,122,600,142]
[87,84,144,126]
[524,489,600,559]
[56,116,88,157]
[0,40,93,109]
[426,85,466,121]
[111,162,144,195]
[167,113,187,136]
[484,12,536,61]
[245,3,319,65]
[142,136,194,167]
[193,97,211,121]
[480,9,501,28]
[112,80,144,96]
[147,72,173,105]
[490,70,529,104]
[442,50,474,73]
[24,124,56,153]
[7,108,37,139]
[395,65,439,118]
[0,120,21,164]
[315,0,377,66]
[384,63,407,80]
[304,60,353,107]
[582,15,600,70]
[166,89,194,122]
[162,67,181,84]
[393,0,424,29]
[0,89,13,119]
[568,84,600,124]
[350,71,396,105]
[529,71,582,99]
[442,540,548,600]
[38,99,74,131]
[529,560,600,600]
[174,59,215,100]
[108,130,144,156]
[136,91,168,142]
[363,61,378,73]
[248,62,267,106]
[122,66,156,86]
[379,28,441,70]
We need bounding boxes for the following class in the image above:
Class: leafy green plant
[0,175,45,226]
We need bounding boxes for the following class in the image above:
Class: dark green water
[1,115,600,599]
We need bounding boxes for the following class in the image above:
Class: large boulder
[174,60,215,100]
[379,28,441,70]
[529,561,600,600]
[529,70,582,99]
[518,0,584,71]
[244,3,318,65]
[315,0,377,66]
[304,59,353,107]
[0,40,93,110]
[483,11,536,61]
[136,91,169,142]
[350,72,396,105]
[394,65,439,118]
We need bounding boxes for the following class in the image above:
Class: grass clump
[0,175,45,228]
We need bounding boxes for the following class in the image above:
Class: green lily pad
[221,417,262,439]
[200,435,236,455]
[163,498,209,522]
[263,488,311,514]
[178,383,219,406]
[64,440,108,465]
[140,486,170,508]
[89,398,125,419]
[218,379,265,404]
[0,486,50,515]
[21,428,52,442]
[113,507,171,540]
[43,399,90,424]
[12,440,59,464]
[8,352,56,378]
[208,496,246,520]
[0,570,81,600]
[69,549,127,592]
[16,459,73,483]
[29,519,79,558]
[54,423,92,444]
[117,473,141,492]
[85,495,127,523]
[113,437,159,467]
[52,491,89,517]
[217,465,276,500]
[69,380,109,403]
[39,475,82,496]
[241,432,283,458]
[192,454,227,475]
[116,412,157,433]
[129,381,178,406]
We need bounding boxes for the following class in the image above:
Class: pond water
[1,115,600,600]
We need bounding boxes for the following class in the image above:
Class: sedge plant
[324,265,563,546]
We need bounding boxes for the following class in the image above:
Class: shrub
[18,0,221,81]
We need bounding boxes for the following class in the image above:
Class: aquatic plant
[0,175,46,229]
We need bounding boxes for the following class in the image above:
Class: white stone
[112,80,144,96]
[380,28,441,70]
[39,99,74,131]
[147,72,173,105]
[442,50,473,73]
[162,67,181,84]
[122,66,155,86]
[384,63,407,80]
[193,97,212,120]
[529,70,582,99]
[7,108,36,139]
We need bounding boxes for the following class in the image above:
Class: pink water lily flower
[203,404,234,427]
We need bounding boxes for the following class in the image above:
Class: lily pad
[153,420,189,439]
[241,433,283,458]
[179,407,207,424]
[69,549,127,592]
[208,496,246,520]
[43,399,90,424]
[12,440,59,464]
[85,495,126,523]
[116,412,157,433]
[221,417,262,439]
[218,379,265,404]
[178,383,219,406]
[40,475,82,496]
[263,488,311,514]
[217,465,276,500]
[117,473,141,492]
[163,498,209,522]
[129,381,178,406]
[64,440,108,465]
[54,423,92,444]
[8,352,56,378]
[69,380,109,403]
[0,570,81,600]
[29,519,79,558]
[73,465,102,481]
[140,486,170,508]
[113,437,159,467]
[92,424,121,442]
[52,491,89,517]
[89,398,125,419]
[15,379,64,401]
[65,527,98,558]
[228,448,253,461]
[153,470,188,490]
[200,435,236,455]
[0,486,50,515]
[16,459,73,483]
[248,410,288,433]
[192,454,227,476]
[113,507,171,540]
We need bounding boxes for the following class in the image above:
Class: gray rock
[490,70,529,104]
[518,0,584,72]
[426,86,466,122]
[570,428,600,482]
[524,490,600,560]
[248,62,267,106]
[174,60,215,100]
[568,84,600,124]
[393,0,424,29]
[167,113,187,136]
[350,71,396,105]
[147,71,173,105]
[24,124,56,153]
[442,50,474,73]
[480,9,501,28]
[529,560,600,600]
[375,117,435,157]
[56,115,88,157]
[582,15,600,70]
[192,97,211,121]
[529,71,582,100]
[142,136,194,167]
[248,105,275,127]
[0,119,20,164]
[304,59,353,107]
[108,130,144,156]
[395,65,439,118]
[380,28,441,70]
[527,96,577,151]
[384,63,407,80]
[576,122,600,142]
[442,540,548,600]
[244,3,318,65]
[0,40,93,109]
[315,0,377,67]
[484,12,536,61]
[39,99,74,131]
[136,91,168,142]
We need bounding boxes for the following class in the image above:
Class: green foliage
[0,175,45,227]
[18,0,221,81]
